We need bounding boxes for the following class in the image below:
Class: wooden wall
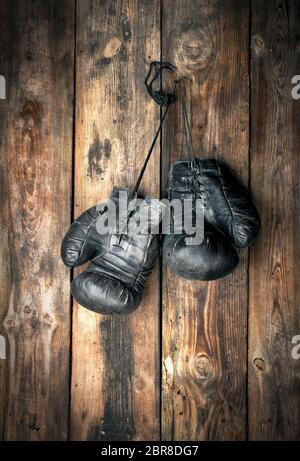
[0,0,299,441]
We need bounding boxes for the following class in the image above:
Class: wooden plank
[249,0,300,440]
[0,3,12,440]
[0,0,74,440]
[70,0,161,441]
[161,0,249,440]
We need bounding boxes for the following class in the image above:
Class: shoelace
[178,80,205,205]
[118,61,177,240]
[133,61,177,194]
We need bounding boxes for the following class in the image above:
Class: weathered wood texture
[161,0,249,440]
[0,0,74,440]
[1,0,300,442]
[249,0,300,440]
[70,0,161,441]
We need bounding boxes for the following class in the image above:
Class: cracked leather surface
[163,158,260,280]
[61,187,161,315]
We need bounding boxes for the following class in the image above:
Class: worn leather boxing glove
[194,159,260,248]
[163,161,239,280]
[61,187,161,315]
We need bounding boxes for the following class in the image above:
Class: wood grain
[161,0,249,440]
[0,0,74,440]
[0,0,299,442]
[70,0,161,440]
[249,0,300,440]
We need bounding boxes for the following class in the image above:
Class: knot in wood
[43,313,54,328]
[175,27,215,76]
[252,35,265,57]
[253,357,266,371]
[191,353,214,382]
[103,37,122,59]
[24,310,40,336]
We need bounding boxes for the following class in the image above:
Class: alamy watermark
[291,335,300,360]
[291,75,300,99]
[94,190,204,245]
[0,75,5,99]
[0,335,6,360]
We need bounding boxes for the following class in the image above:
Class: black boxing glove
[194,159,260,248]
[61,187,161,315]
[163,161,239,280]
[163,225,239,281]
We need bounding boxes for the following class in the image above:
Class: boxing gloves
[61,162,260,313]
[60,61,261,312]
[163,159,260,281]
[194,159,260,248]
[61,187,161,315]
[163,160,239,280]
[163,227,239,281]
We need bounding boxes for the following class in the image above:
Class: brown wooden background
[0,0,300,441]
